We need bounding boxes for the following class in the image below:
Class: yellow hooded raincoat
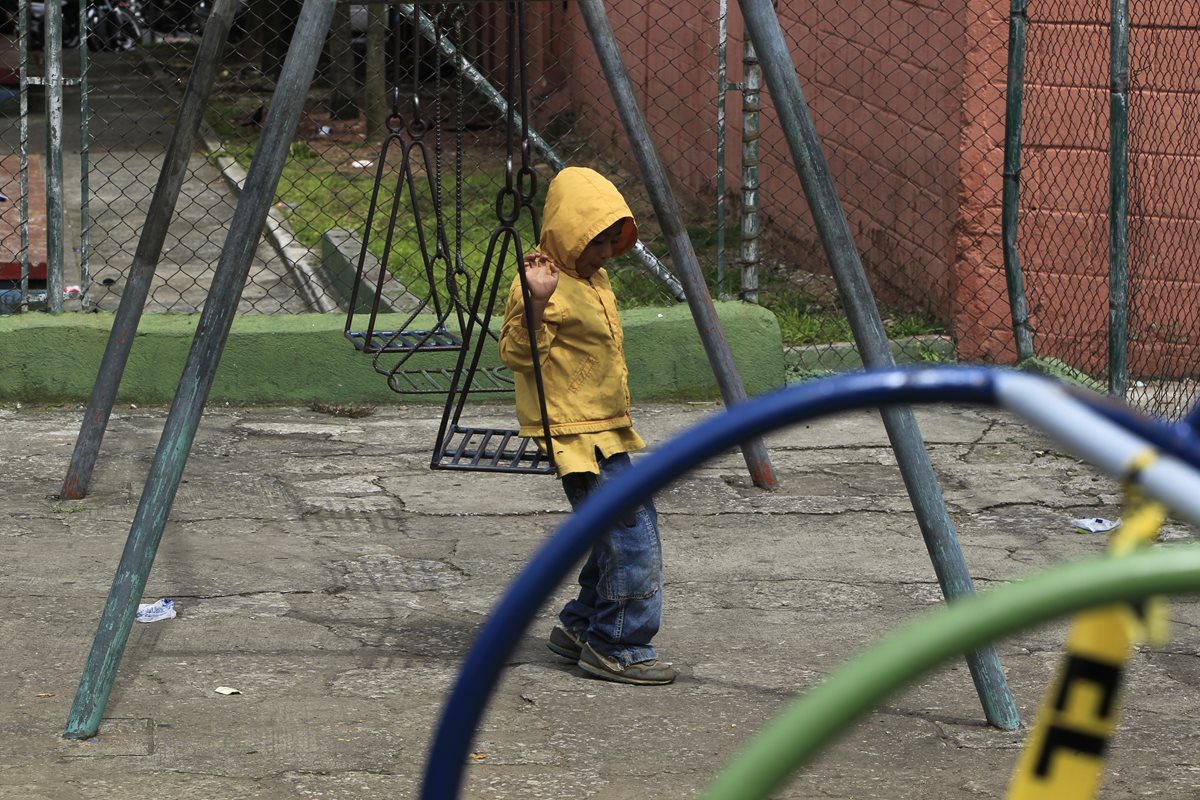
[498,167,645,476]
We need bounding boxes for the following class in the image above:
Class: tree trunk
[364,1,388,141]
[327,1,357,119]
[261,0,302,78]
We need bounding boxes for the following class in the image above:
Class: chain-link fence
[1005,0,1200,418]
[7,0,1200,412]
[3,0,703,316]
[762,1,973,378]
[1125,4,1200,418]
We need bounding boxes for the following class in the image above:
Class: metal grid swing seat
[430,0,555,475]
[345,1,556,475]
[343,3,499,396]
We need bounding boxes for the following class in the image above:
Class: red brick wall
[529,1,1200,378]
[555,0,721,203]
[558,0,969,326]
[776,0,966,318]
[955,0,1015,363]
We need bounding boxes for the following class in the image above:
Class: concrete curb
[0,301,784,405]
[201,130,339,314]
[785,334,955,376]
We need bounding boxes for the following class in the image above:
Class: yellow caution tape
[1005,452,1167,800]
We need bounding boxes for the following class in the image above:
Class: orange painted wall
[525,1,1200,379]
[556,0,966,317]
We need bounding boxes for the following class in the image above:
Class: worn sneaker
[547,625,585,660]
[578,643,677,686]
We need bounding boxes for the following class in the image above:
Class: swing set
[58,0,1018,748]
[342,1,556,475]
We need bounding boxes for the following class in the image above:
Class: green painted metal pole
[1108,0,1130,398]
[63,0,337,740]
[1002,0,1033,363]
[78,0,91,310]
[61,0,237,500]
[735,0,1019,729]
[17,0,30,309]
[577,0,779,491]
[704,545,1200,800]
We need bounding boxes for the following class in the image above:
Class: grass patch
[203,98,948,346]
[756,279,947,348]
[205,97,549,316]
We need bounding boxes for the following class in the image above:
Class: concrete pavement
[3,396,1200,798]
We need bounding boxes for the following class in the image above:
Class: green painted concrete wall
[0,302,784,405]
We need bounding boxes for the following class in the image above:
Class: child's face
[575,220,626,279]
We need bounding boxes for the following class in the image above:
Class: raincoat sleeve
[498,277,560,372]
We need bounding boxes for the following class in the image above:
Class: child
[498,167,676,686]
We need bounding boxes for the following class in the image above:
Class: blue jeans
[558,451,663,666]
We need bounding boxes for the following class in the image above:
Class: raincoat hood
[538,167,638,275]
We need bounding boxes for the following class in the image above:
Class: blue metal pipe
[419,366,1002,799]
[419,365,1200,798]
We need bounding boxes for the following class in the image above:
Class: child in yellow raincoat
[499,167,675,686]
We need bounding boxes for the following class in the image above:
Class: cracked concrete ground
[2,399,1200,799]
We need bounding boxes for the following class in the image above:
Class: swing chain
[513,0,538,216]
[405,1,428,138]
[432,6,447,265]
[495,1,527,227]
[451,4,468,282]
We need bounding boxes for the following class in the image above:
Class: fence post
[1109,0,1130,398]
[1002,0,1033,363]
[735,0,1020,730]
[740,38,761,304]
[43,0,64,311]
[59,0,239,501]
[63,0,337,740]
[716,0,730,299]
[576,0,780,491]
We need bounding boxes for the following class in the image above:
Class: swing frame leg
[63,0,338,740]
[734,0,1020,730]
[576,0,780,492]
[59,0,239,500]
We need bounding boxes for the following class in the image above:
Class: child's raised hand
[522,252,559,302]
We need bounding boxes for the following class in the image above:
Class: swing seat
[345,326,464,354]
[388,365,513,395]
[433,425,555,474]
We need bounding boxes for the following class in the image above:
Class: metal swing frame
[344,0,556,474]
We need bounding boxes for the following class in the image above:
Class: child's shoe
[578,643,676,686]
[547,625,584,660]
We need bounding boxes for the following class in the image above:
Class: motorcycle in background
[25,0,144,52]
[87,0,143,51]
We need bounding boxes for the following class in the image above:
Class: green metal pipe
[78,0,90,309]
[17,0,30,308]
[63,0,338,740]
[1002,0,1033,362]
[61,0,238,500]
[704,544,1200,800]
[1108,0,1130,398]
[735,0,1019,729]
